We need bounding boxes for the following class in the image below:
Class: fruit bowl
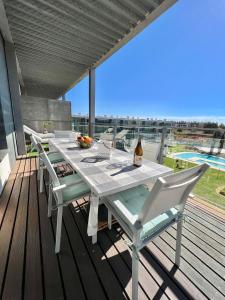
[77,136,93,149]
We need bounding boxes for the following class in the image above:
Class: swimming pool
[173,152,225,171]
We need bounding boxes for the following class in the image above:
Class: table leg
[87,193,99,244]
[92,234,97,244]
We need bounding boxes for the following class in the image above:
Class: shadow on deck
[0,157,225,300]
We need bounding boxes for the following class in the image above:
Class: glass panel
[0,34,16,165]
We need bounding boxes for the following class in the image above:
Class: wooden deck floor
[0,157,225,300]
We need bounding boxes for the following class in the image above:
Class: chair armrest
[105,197,141,228]
[53,184,66,192]
[53,179,83,192]
[47,151,59,154]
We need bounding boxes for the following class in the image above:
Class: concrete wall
[21,96,72,133]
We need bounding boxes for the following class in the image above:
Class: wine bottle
[133,136,143,167]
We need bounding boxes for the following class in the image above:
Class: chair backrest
[37,143,60,186]
[143,142,160,163]
[54,130,75,138]
[23,124,37,135]
[139,164,209,225]
[30,134,37,150]
[25,125,44,143]
[115,129,129,140]
[99,132,114,141]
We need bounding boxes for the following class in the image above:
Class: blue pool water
[174,152,225,170]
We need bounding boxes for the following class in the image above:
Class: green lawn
[163,157,225,210]
[167,144,188,153]
[167,144,198,154]
[26,143,49,157]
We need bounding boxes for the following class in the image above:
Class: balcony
[0,1,225,299]
[0,156,224,300]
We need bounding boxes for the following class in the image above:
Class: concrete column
[89,68,95,137]
[5,41,26,155]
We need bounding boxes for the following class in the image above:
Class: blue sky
[66,0,225,121]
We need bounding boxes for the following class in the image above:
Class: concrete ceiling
[3,0,176,99]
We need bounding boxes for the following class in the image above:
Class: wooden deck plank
[145,242,208,300]
[1,157,225,300]
[161,230,225,296]
[186,201,225,224]
[184,215,225,245]
[153,236,224,300]
[24,158,43,300]
[42,171,87,300]
[52,213,87,300]
[107,227,170,300]
[70,200,128,300]
[157,232,225,299]
[167,226,225,278]
[112,227,190,300]
[0,158,26,297]
[182,221,225,256]
[185,211,225,239]
[0,159,21,227]
[37,160,65,300]
[188,198,225,219]
[106,226,170,300]
[74,198,151,300]
[171,223,225,266]
[2,158,30,299]
[57,206,107,300]
[185,204,225,231]
[97,226,149,300]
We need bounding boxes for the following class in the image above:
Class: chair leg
[92,234,97,244]
[132,248,139,300]
[37,158,40,180]
[175,219,183,267]
[108,210,112,230]
[48,184,53,218]
[39,167,44,193]
[55,206,63,253]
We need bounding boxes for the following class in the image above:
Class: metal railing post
[89,68,95,137]
[158,126,167,164]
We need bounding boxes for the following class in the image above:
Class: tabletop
[49,138,173,197]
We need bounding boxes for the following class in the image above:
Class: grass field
[163,156,225,209]
[167,144,199,154]
[26,143,49,157]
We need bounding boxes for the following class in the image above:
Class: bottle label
[133,155,142,167]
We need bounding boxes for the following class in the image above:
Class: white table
[49,138,173,242]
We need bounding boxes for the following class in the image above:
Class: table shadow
[111,165,136,176]
[81,156,107,163]
[66,147,80,150]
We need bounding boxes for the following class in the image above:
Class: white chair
[99,132,114,141]
[115,129,129,140]
[100,129,129,143]
[37,142,91,253]
[23,124,55,143]
[30,135,65,193]
[104,164,209,300]
[143,141,161,163]
[54,130,76,139]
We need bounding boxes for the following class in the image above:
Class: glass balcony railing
[25,120,225,210]
[72,121,225,210]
